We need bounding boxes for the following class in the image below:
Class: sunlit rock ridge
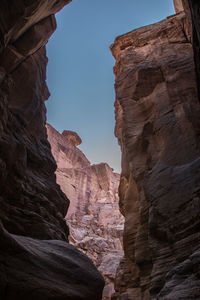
[111,1,200,299]
[46,123,124,300]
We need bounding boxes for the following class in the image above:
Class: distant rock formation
[62,130,82,146]
[47,123,124,300]
[111,8,200,300]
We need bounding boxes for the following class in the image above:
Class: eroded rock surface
[0,0,70,242]
[0,0,104,299]
[173,0,184,13]
[111,11,200,300]
[182,0,200,91]
[0,222,104,300]
[47,123,124,300]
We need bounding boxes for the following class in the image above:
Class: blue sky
[46,0,175,173]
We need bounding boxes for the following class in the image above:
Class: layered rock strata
[182,0,200,91]
[0,1,104,299]
[173,0,184,13]
[47,123,124,300]
[111,11,200,300]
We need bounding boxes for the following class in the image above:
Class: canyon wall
[47,123,124,300]
[182,0,200,92]
[111,8,200,300]
[0,1,104,299]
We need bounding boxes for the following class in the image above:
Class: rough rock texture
[47,123,124,300]
[62,130,82,146]
[111,11,200,300]
[0,1,104,299]
[182,0,200,92]
[173,0,184,13]
[0,222,104,300]
[0,0,70,242]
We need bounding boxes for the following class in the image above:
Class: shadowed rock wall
[182,0,200,93]
[173,0,184,13]
[0,0,71,241]
[111,10,200,300]
[0,1,104,299]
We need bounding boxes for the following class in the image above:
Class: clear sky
[46,0,175,173]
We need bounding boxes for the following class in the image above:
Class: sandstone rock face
[47,123,124,300]
[173,0,184,13]
[62,130,82,146]
[0,0,72,50]
[0,0,70,242]
[111,12,200,299]
[0,1,104,299]
[182,0,200,92]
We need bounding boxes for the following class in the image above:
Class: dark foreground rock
[157,250,200,300]
[0,222,104,300]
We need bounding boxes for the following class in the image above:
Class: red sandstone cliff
[111,7,200,300]
[46,123,124,300]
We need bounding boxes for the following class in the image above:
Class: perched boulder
[62,130,82,146]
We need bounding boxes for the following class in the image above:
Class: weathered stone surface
[173,0,184,13]
[157,250,200,300]
[182,0,200,93]
[0,0,71,50]
[0,41,68,241]
[1,0,199,299]
[0,0,104,299]
[0,221,104,300]
[47,123,124,300]
[0,15,57,73]
[62,130,82,146]
[111,12,200,299]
